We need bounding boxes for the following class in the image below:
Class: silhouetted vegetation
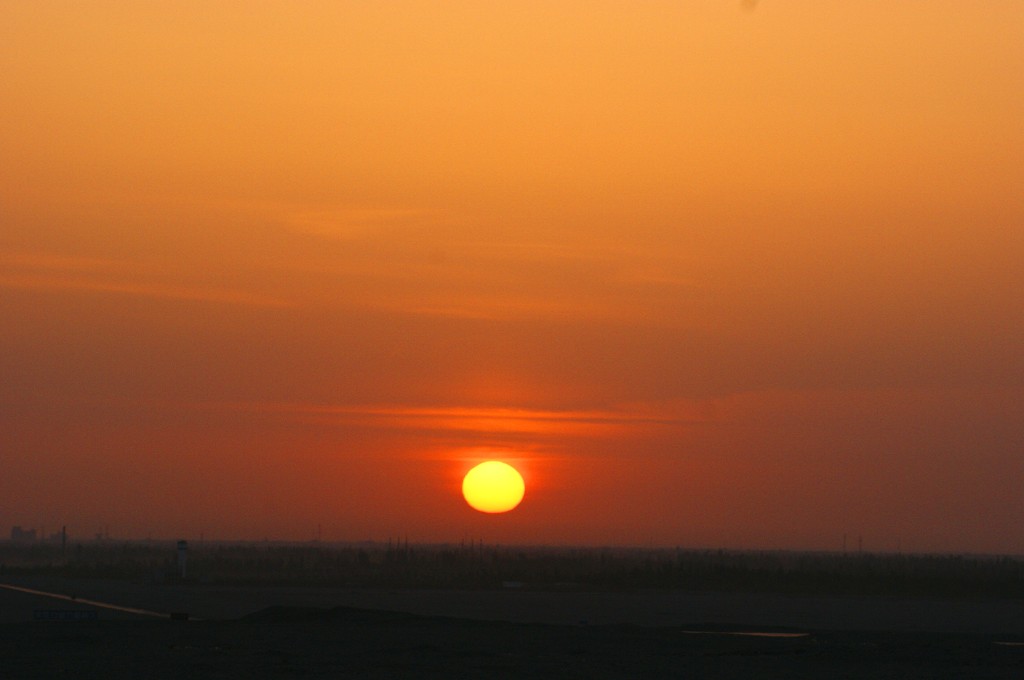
[2,540,1022,599]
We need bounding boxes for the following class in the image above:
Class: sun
[462,461,525,513]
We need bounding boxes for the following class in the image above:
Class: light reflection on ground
[0,582,172,619]
[680,629,810,638]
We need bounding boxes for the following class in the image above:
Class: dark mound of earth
[242,604,426,624]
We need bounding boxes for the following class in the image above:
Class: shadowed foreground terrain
[2,604,1023,679]
[2,542,1023,677]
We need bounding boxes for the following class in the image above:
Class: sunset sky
[2,1,1022,553]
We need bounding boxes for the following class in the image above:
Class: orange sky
[2,1,1022,552]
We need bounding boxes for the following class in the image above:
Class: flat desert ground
[2,575,1023,678]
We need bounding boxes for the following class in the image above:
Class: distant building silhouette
[11,526,37,542]
[177,540,188,579]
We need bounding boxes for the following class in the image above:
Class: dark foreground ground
[2,579,1023,679]
[2,606,1023,679]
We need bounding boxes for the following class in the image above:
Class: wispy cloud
[0,249,291,307]
[195,401,704,438]
[0,250,121,273]
[283,207,439,240]
[250,199,707,319]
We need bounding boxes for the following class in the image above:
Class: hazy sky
[2,1,1022,552]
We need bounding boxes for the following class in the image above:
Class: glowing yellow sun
[462,461,525,513]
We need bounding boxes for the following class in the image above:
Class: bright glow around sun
[462,461,525,513]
